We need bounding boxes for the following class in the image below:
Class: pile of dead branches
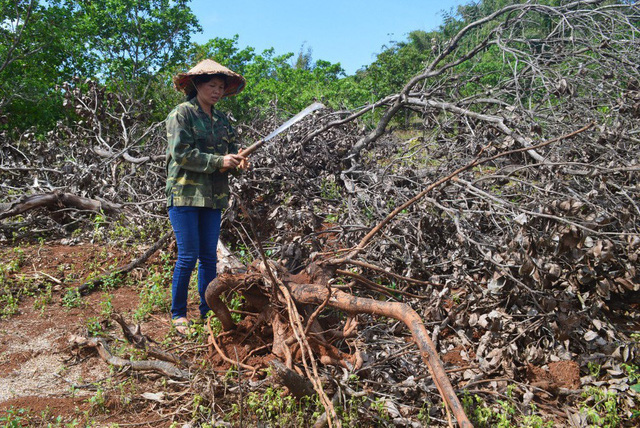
[217,1,640,425]
[2,1,639,426]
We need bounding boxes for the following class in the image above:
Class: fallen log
[111,312,187,367]
[0,191,123,220]
[270,359,316,398]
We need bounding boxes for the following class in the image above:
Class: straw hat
[173,59,246,97]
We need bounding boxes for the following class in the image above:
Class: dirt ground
[0,242,299,427]
[0,243,186,426]
[0,242,588,427]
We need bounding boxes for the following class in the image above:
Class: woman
[166,59,247,335]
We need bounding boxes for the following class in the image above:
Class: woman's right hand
[222,153,246,170]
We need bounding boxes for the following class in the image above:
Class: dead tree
[306,1,639,164]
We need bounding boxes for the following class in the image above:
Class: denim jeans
[168,206,221,319]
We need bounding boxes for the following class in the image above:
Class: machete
[239,101,325,157]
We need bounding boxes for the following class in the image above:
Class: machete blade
[241,102,325,157]
[263,102,325,143]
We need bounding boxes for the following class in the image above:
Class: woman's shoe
[171,317,190,336]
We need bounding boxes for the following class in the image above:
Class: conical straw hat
[173,59,246,97]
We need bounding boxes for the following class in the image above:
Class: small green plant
[521,404,554,428]
[462,393,498,427]
[0,292,20,318]
[370,397,390,422]
[10,248,26,269]
[588,362,601,378]
[92,212,108,242]
[362,205,376,222]
[320,177,341,200]
[336,394,366,425]
[460,392,550,428]
[62,288,84,308]
[101,272,123,290]
[191,393,212,420]
[417,402,431,425]
[0,248,26,288]
[496,399,517,427]
[207,315,223,336]
[86,316,105,336]
[99,293,114,318]
[88,386,107,414]
[108,216,136,244]
[134,272,170,321]
[228,386,319,426]
[33,283,53,312]
[580,386,621,428]
[223,292,244,324]
[234,243,254,265]
[0,406,27,427]
[622,363,639,384]
[186,319,207,342]
[325,212,339,223]
[114,378,136,409]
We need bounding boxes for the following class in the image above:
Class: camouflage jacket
[165,98,240,209]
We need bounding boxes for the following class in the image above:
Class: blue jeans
[168,206,221,319]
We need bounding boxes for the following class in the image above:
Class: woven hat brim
[173,59,246,97]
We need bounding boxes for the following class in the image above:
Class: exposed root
[112,312,187,367]
[204,259,472,428]
[206,319,257,376]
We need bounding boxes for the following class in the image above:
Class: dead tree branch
[77,230,172,294]
[0,191,123,220]
[70,335,190,380]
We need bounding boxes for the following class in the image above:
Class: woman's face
[196,76,226,107]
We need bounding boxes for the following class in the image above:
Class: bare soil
[0,242,179,426]
[0,241,632,427]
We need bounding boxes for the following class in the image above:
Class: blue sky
[188,0,467,75]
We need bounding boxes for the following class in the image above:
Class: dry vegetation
[1,1,640,427]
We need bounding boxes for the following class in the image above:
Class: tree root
[204,260,472,428]
[111,312,187,367]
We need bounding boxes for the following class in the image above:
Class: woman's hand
[222,153,246,169]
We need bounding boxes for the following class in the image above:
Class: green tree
[0,0,200,133]
[174,36,349,123]
[74,0,200,96]
[0,0,92,131]
[352,30,437,101]
[294,43,313,70]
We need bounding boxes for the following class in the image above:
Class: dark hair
[186,73,228,99]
